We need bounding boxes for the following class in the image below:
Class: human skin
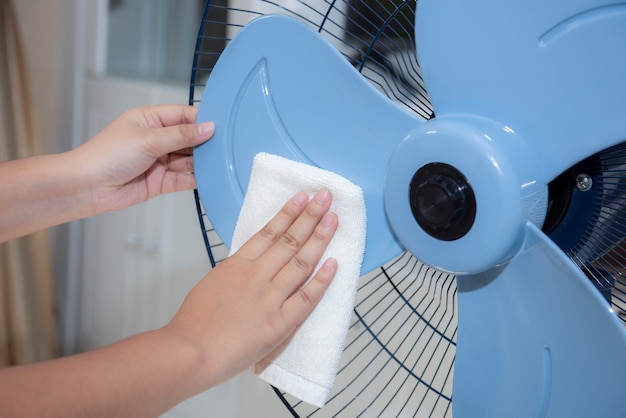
[0,104,338,417]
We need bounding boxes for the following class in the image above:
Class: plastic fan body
[192,0,626,416]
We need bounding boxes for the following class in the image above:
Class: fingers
[166,153,194,173]
[270,189,331,259]
[263,189,334,270]
[157,153,196,194]
[236,189,335,266]
[143,122,215,159]
[238,188,338,311]
[269,209,338,298]
[131,104,214,158]
[280,257,338,324]
[234,188,338,291]
[235,191,310,260]
[159,172,197,194]
[141,104,199,127]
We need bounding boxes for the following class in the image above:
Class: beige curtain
[0,0,56,365]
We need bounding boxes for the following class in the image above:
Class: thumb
[145,121,215,157]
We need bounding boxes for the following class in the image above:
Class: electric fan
[189,0,626,416]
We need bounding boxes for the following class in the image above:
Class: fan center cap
[385,116,547,275]
[410,163,476,241]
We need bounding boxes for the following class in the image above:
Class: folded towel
[229,152,366,408]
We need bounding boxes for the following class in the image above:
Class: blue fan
[190,1,626,416]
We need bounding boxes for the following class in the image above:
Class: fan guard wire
[188,0,626,416]
[561,143,626,321]
[188,0,433,119]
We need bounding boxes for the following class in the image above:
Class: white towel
[229,152,366,408]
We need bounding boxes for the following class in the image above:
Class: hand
[0,189,337,417]
[74,104,215,213]
[167,189,339,389]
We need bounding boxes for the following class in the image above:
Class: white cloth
[229,152,366,408]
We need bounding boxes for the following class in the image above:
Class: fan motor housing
[385,115,548,275]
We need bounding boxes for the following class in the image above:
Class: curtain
[0,0,56,365]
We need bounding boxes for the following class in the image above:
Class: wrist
[62,145,105,217]
[0,151,94,241]
[157,324,213,395]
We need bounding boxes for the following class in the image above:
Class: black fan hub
[410,163,476,241]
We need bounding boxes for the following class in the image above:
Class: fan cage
[565,144,626,322]
[188,0,433,119]
[188,0,626,416]
[277,252,456,417]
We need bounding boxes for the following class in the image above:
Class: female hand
[0,189,338,418]
[75,104,215,214]
[167,189,339,389]
[0,104,214,242]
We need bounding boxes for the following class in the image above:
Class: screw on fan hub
[410,163,476,241]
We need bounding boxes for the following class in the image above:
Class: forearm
[0,151,93,242]
[0,327,207,418]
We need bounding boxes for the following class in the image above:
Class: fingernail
[197,121,215,136]
[292,192,308,206]
[315,189,331,204]
[322,258,338,271]
[322,211,337,227]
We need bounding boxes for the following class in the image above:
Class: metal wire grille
[189,0,432,119]
[566,143,626,322]
[193,190,229,267]
[277,252,456,417]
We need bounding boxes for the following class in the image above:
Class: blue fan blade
[454,221,626,418]
[194,15,422,273]
[416,0,626,181]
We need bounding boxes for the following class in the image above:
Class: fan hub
[385,115,548,274]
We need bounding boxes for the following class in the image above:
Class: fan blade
[194,14,422,273]
[415,0,626,181]
[453,221,626,418]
